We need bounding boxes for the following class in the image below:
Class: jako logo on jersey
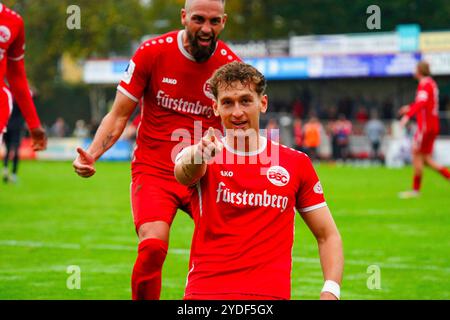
[0,26,11,43]
[203,81,215,100]
[267,166,290,187]
[313,181,323,194]
[220,171,233,177]
[162,77,177,85]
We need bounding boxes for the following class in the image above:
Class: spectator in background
[3,101,25,184]
[266,118,280,143]
[293,117,303,152]
[303,116,323,161]
[355,106,369,124]
[381,99,394,120]
[50,117,68,137]
[73,120,90,138]
[331,114,352,162]
[338,97,354,119]
[292,98,304,119]
[365,110,385,163]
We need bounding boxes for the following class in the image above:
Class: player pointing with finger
[175,127,223,186]
[175,62,344,300]
[73,0,239,299]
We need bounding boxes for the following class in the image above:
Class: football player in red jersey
[73,0,239,299]
[0,3,46,150]
[175,62,344,300]
[398,61,450,199]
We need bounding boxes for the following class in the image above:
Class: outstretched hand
[73,147,96,178]
[30,127,47,151]
[195,127,223,163]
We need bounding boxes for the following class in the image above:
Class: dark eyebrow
[240,94,254,100]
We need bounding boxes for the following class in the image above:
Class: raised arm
[301,206,344,300]
[73,91,137,178]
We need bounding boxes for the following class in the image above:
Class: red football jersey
[407,76,440,134]
[184,138,327,300]
[0,3,25,87]
[118,30,240,177]
[0,4,41,131]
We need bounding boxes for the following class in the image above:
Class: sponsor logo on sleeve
[122,60,136,85]
[267,166,290,187]
[313,181,323,194]
[0,26,11,43]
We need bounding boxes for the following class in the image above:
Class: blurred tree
[3,0,450,98]
[3,0,149,97]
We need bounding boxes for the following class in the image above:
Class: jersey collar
[222,136,268,157]
[177,30,218,63]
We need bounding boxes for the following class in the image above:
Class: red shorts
[0,86,13,135]
[130,173,192,232]
[184,293,284,300]
[413,130,437,155]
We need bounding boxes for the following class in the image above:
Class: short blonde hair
[208,61,267,99]
[417,61,431,77]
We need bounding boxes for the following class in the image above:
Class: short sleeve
[117,45,153,103]
[8,18,25,61]
[295,155,327,213]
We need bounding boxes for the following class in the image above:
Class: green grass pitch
[0,161,449,299]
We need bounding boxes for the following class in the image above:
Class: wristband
[321,280,340,300]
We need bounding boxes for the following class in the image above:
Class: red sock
[439,167,450,180]
[131,238,168,300]
[413,174,422,192]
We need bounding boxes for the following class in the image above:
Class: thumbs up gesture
[195,127,223,163]
[73,147,96,178]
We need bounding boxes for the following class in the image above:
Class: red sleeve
[7,17,25,61]
[117,44,153,103]
[6,19,41,130]
[407,82,430,118]
[295,154,327,213]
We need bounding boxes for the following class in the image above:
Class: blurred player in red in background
[0,3,46,150]
[175,62,344,300]
[73,0,239,299]
[398,61,450,199]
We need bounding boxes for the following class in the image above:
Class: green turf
[0,161,449,299]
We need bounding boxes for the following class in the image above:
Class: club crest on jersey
[314,181,323,194]
[203,81,215,100]
[267,166,290,187]
[0,26,11,43]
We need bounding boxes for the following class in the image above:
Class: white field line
[1,240,449,273]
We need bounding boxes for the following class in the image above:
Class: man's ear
[222,13,228,27]
[213,101,220,117]
[181,8,187,26]
[260,95,268,114]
